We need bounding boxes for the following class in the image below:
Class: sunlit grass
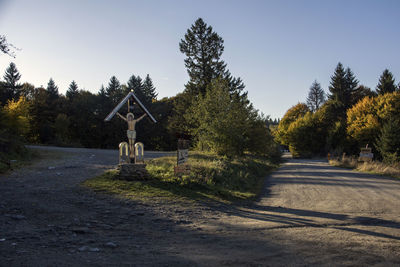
[83,151,279,203]
[329,156,400,179]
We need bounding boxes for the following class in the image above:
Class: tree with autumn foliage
[275,103,309,146]
[1,96,31,137]
[347,92,400,160]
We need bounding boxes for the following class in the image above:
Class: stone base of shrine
[116,163,149,180]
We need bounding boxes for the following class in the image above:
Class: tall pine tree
[179,18,244,96]
[328,63,358,115]
[376,69,397,95]
[105,76,123,105]
[2,62,22,102]
[66,80,79,100]
[306,80,325,112]
[345,67,359,106]
[126,75,145,101]
[142,74,157,104]
[46,78,59,100]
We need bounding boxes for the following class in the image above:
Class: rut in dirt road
[0,147,399,266]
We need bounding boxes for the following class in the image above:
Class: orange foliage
[347,92,400,147]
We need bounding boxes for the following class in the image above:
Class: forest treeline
[275,63,400,163]
[0,19,280,160]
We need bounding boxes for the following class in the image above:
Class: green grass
[83,151,279,203]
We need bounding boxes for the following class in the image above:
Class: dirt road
[0,147,399,266]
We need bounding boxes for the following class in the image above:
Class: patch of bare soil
[1,147,399,266]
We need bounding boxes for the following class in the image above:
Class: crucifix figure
[104,91,156,165]
[116,112,147,159]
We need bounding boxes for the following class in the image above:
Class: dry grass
[329,156,400,179]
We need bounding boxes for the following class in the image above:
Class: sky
[0,0,399,119]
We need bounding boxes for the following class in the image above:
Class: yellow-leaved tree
[275,103,309,146]
[347,92,400,156]
[2,96,31,137]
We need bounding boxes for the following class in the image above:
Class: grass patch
[329,156,400,179]
[83,151,279,203]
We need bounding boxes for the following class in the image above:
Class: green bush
[376,118,400,163]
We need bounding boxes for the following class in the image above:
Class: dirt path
[1,148,399,266]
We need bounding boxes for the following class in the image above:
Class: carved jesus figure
[117,112,147,159]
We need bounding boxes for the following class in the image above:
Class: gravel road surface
[0,147,399,266]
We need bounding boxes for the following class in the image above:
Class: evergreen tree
[376,69,397,95]
[352,85,376,104]
[179,18,245,96]
[46,78,59,100]
[306,80,325,112]
[2,62,22,102]
[29,87,54,143]
[105,76,123,105]
[142,74,158,104]
[376,118,400,163]
[328,63,358,116]
[66,80,79,100]
[345,67,359,106]
[98,85,106,98]
[328,63,347,103]
[186,78,249,156]
[126,75,145,101]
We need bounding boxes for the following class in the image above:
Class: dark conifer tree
[142,74,158,104]
[179,18,244,96]
[127,74,150,109]
[328,63,347,102]
[352,85,376,103]
[376,69,397,95]
[66,80,79,100]
[376,118,400,163]
[306,80,325,112]
[345,67,359,106]
[98,85,106,99]
[328,63,358,113]
[105,76,123,105]
[46,78,59,100]
[126,75,143,95]
[2,62,22,102]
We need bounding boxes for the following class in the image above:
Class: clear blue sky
[1,0,399,119]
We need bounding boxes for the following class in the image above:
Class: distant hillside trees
[0,62,174,150]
